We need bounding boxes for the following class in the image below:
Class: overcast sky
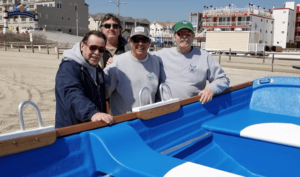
[86,0,294,22]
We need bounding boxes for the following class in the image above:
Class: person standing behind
[55,31,113,128]
[99,13,131,68]
[153,20,230,104]
[104,26,160,116]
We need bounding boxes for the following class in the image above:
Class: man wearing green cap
[153,20,229,104]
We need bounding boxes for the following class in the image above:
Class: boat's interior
[1,77,300,177]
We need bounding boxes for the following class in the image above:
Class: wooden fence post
[4,41,7,51]
[31,42,34,53]
[18,42,20,52]
[57,47,59,59]
[229,48,231,61]
[46,43,49,54]
[263,50,265,63]
[271,53,274,72]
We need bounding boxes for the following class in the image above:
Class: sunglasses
[85,43,106,53]
[176,31,193,37]
[131,37,150,43]
[101,23,119,29]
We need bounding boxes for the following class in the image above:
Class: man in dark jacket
[55,31,113,128]
[99,13,131,68]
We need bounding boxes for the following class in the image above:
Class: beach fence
[0,41,73,58]
[206,48,300,72]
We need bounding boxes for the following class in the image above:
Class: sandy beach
[0,49,299,134]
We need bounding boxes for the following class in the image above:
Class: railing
[296,27,300,30]
[125,25,134,29]
[297,17,300,21]
[202,21,251,26]
[203,8,273,18]
[295,36,300,39]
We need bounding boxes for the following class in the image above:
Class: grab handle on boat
[258,78,274,85]
[139,87,153,107]
[159,83,173,101]
[18,101,43,131]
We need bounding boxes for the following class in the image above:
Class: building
[200,4,274,47]
[88,13,150,38]
[273,2,296,48]
[1,0,88,36]
[149,21,176,46]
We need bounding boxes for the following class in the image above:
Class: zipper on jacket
[80,67,103,112]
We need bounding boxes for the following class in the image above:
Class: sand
[0,49,299,134]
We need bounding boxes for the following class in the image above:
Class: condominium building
[200,4,274,46]
[273,2,296,48]
[0,0,88,36]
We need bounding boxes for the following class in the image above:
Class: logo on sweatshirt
[147,73,153,81]
[189,64,197,73]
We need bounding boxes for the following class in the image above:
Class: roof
[153,22,177,28]
[136,18,150,24]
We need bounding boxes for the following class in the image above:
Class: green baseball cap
[174,20,193,32]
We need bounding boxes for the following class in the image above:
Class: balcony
[296,27,300,30]
[203,7,273,18]
[295,36,300,39]
[125,25,134,29]
[202,21,251,27]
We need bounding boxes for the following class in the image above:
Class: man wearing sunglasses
[99,13,131,68]
[104,26,160,116]
[55,31,113,128]
[153,20,229,104]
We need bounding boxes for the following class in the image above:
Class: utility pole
[110,0,127,16]
[76,11,78,36]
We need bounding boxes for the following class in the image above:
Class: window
[57,3,59,8]
[266,20,268,22]
[44,4,48,7]
[45,14,48,19]
[68,17,70,20]
[56,15,58,20]
[0,8,2,11]
[74,3,77,10]
[49,3,53,7]
[283,11,286,13]
[60,3,62,8]
[277,41,279,44]
[271,21,273,24]
[266,30,267,33]
[271,31,273,34]
[260,29,262,33]
[282,21,285,24]
[0,16,2,20]
[261,19,263,22]
[39,13,42,18]
[61,16,63,20]
[282,31,284,34]
[69,2,72,9]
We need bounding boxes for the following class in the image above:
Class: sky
[86,0,294,22]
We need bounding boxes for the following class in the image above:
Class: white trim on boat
[0,126,55,141]
[240,123,300,148]
[164,162,244,177]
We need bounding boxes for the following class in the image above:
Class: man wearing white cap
[104,26,160,116]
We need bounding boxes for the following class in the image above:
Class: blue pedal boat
[0,76,300,177]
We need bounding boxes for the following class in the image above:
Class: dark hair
[100,13,123,31]
[81,30,107,45]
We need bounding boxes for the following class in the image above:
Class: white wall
[250,16,273,45]
[273,9,293,48]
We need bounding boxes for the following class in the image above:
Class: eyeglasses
[101,23,119,29]
[131,37,150,43]
[176,31,193,37]
[85,43,106,53]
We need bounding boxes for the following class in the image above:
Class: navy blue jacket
[55,60,106,128]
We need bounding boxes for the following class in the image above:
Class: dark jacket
[55,44,106,128]
[101,36,131,68]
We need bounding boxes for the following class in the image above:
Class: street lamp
[109,0,127,16]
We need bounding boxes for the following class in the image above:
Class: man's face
[175,29,194,51]
[129,35,150,59]
[81,34,105,67]
[101,18,121,40]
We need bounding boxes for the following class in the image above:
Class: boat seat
[202,109,300,148]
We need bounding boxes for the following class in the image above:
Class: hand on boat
[91,112,114,124]
[198,88,213,104]
[106,57,114,66]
